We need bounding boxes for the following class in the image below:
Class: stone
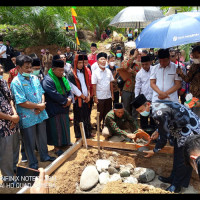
[137,146,149,153]
[119,165,125,170]
[80,165,99,191]
[108,135,125,142]
[111,151,119,157]
[123,176,138,184]
[109,173,122,182]
[99,172,110,185]
[125,163,134,170]
[114,164,120,169]
[120,169,131,177]
[132,167,155,183]
[108,167,118,175]
[139,169,155,183]
[96,159,111,173]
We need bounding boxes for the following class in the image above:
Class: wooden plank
[86,139,174,154]
[17,139,83,194]
[79,122,88,149]
[97,112,101,157]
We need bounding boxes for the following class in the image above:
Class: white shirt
[150,61,182,102]
[68,69,88,103]
[92,67,114,99]
[0,44,7,58]
[135,66,153,101]
[91,61,108,73]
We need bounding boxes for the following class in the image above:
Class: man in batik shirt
[118,49,140,123]
[0,64,20,185]
[102,103,137,141]
[132,94,200,193]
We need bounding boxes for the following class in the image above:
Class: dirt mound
[101,181,171,194]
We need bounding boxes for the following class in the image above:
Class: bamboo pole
[79,122,88,149]
[17,139,83,194]
[97,112,101,158]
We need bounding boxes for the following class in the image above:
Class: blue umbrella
[135,12,200,49]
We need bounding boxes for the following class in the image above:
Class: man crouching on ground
[102,103,138,142]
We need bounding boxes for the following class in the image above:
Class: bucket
[133,130,151,148]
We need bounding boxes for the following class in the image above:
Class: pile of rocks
[79,153,155,191]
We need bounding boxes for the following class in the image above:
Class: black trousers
[97,98,112,128]
[140,114,156,129]
[0,58,6,71]
[168,138,193,187]
[73,101,91,139]
[113,91,119,105]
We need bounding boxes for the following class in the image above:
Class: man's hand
[34,108,41,115]
[151,131,159,141]
[84,96,90,103]
[37,102,46,111]
[158,91,170,100]
[10,114,20,124]
[63,98,72,108]
[194,101,200,108]
[176,67,183,76]
[94,96,98,104]
[10,122,16,130]
[30,168,49,194]
[126,133,136,139]
[143,150,155,158]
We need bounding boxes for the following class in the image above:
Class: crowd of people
[1,36,200,193]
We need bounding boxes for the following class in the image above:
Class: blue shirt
[10,73,48,129]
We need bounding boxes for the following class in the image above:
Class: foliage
[76,6,126,40]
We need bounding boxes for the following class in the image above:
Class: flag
[71,6,79,47]
[74,23,77,32]
[71,8,77,17]
[76,37,80,46]
[72,16,77,24]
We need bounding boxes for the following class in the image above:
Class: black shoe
[41,156,56,162]
[55,149,64,156]
[158,176,172,184]
[166,185,181,193]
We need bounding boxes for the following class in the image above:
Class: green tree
[76,6,126,40]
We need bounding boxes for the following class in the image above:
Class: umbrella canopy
[109,6,164,28]
[135,12,200,49]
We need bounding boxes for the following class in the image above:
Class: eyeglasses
[170,55,176,58]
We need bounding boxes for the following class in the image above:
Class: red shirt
[88,53,97,66]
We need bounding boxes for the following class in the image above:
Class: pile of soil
[101,181,171,194]
[49,147,171,194]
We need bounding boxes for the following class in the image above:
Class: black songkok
[52,59,64,68]
[114,103,124,110]
[91,43,97,48]
[32,58,41,66]
[97,52,107,60]
[131,94,148,109]
[141,56,151,63]
[53,55,60,60]
[78,54,88,61]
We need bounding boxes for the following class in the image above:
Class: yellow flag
[71,8,77,17]
[76,37,80,46]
